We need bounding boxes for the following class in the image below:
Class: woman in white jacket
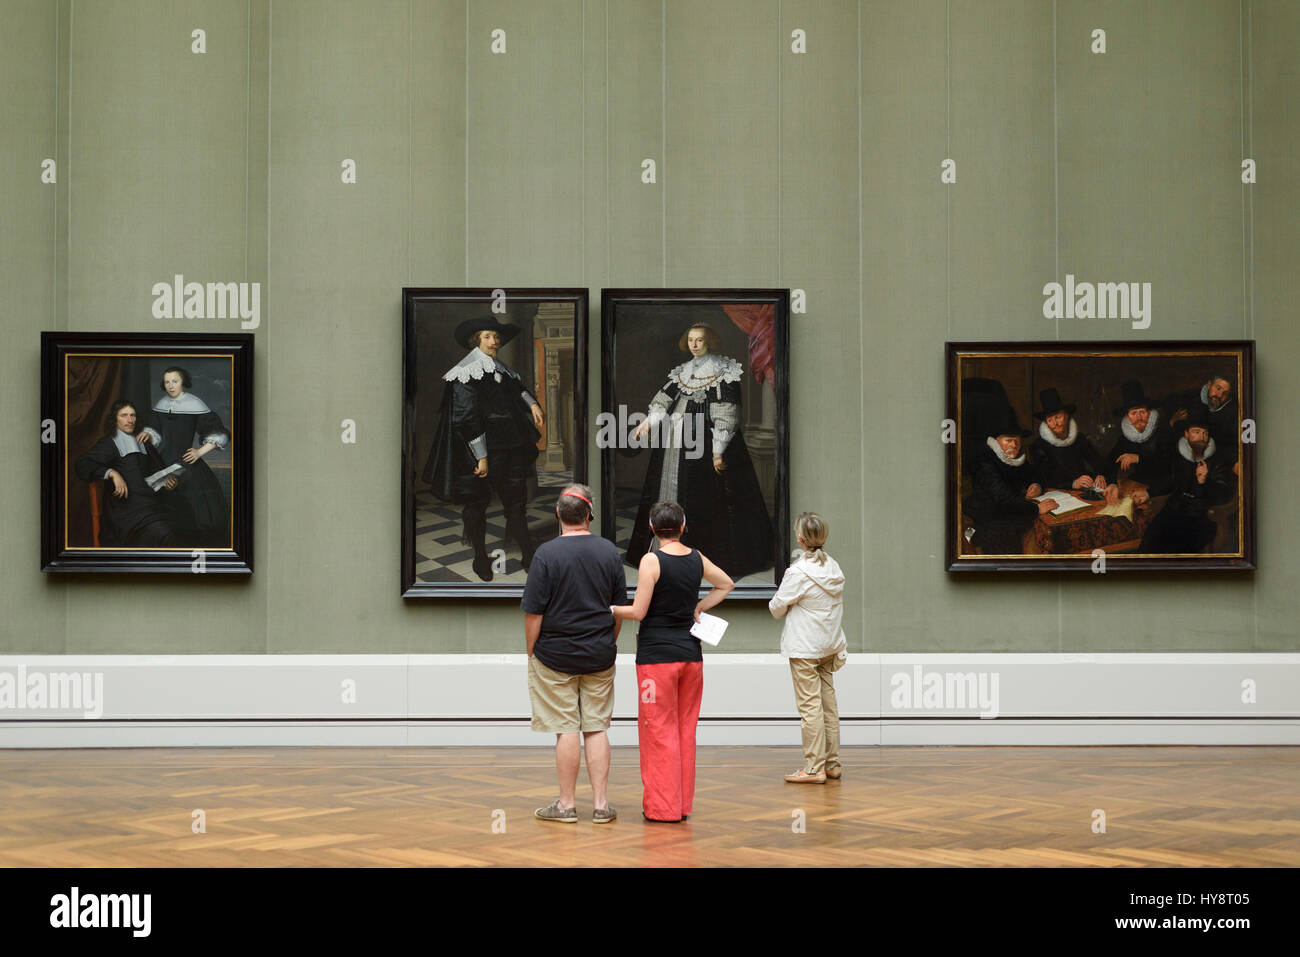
[768,512,848,784]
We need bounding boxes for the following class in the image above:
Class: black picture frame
[41,331,254,574]
[601,288,790,598]
[945,340,1256,572]
[401,288,589,598]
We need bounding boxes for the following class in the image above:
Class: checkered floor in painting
[415,480,771,586]
[413,469,574,584]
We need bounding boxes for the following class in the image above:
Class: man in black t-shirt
[521,484,628,824]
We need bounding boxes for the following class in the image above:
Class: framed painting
[41,332,254,574]
[600,289,790,598]
[402,288,588,597]
[946,341,1255,572]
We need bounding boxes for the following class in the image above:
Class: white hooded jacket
[768,552,849,660]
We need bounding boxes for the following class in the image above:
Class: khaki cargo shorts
[527,656,616,734]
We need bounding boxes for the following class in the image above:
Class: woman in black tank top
[636,549,705,664]
[613,502,733,822]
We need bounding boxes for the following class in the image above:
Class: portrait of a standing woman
[625,322,774,580]
[602,291,790,593]
[138,366,232,547]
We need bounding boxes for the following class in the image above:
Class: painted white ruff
[153,393,211,414]
[1037,417,1078,448]
[986,435,1026,466]
[667,354,742,398]
[443,347,515,384]
[1178,436,1217,463]
[1120,409,1160,443]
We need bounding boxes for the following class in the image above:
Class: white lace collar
[1120,409,1159,443]
[668,354,742,397]
[986,435,1026,467]
[1037,417,1078,448]
[153,393,211,414]
[1178,436,1217,463]
[1201,382,1230,413]
[111,430,143,457]
[443,347,516,384]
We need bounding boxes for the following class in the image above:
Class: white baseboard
[0,653,1296,747]
[2,719,1298,747]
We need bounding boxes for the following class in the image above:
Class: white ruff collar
[1178,436,1217,463]
[111,430,143,457]
[1037,417,1078,448]
[153,393,211,414]
[668,354,742,397]
[1201,382,1229,413]
[986,435,1026,467]
[444,347,516,384]
[1120,409,1159,443]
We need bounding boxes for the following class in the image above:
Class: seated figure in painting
[74,400,183,547]
[1027,387,1109,494]
[1102,380,1171,506]
[1138,406,1236,554]
[137,367,231,547]
[626,323,773,580]
[963,408,1057,554]
[422,317,544,582]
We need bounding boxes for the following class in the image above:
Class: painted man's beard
[1189,439,1209,458]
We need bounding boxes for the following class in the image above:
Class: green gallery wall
[3,0,1296,657]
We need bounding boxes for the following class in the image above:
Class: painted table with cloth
[1031,480,1158,554]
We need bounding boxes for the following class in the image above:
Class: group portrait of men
[962,370,1242,557]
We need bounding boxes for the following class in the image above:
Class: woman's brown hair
[677,323,722,354]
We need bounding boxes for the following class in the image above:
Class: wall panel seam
[245,0,252,281]
[464,0,469,284]
[857,0,864,652]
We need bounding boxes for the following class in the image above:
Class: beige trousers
[789,654,844,774]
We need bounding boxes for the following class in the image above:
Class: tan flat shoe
[825,767,842,780]
[784,768,826,784]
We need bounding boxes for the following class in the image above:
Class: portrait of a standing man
[423,317,544,582]
[402,289,588,597]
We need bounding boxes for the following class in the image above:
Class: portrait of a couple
[68,357,234,550]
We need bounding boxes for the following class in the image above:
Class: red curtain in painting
[720,304,776,387]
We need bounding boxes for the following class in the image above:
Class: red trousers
[636,661,704,821]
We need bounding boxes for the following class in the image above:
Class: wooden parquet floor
[0,746,1296,867]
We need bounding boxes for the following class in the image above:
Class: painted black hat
[1112,380,1157,417]
[1034,387,1076,419]
[453,316,522,349]
[1180,404,1211,432]
[988,406,1031,439]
